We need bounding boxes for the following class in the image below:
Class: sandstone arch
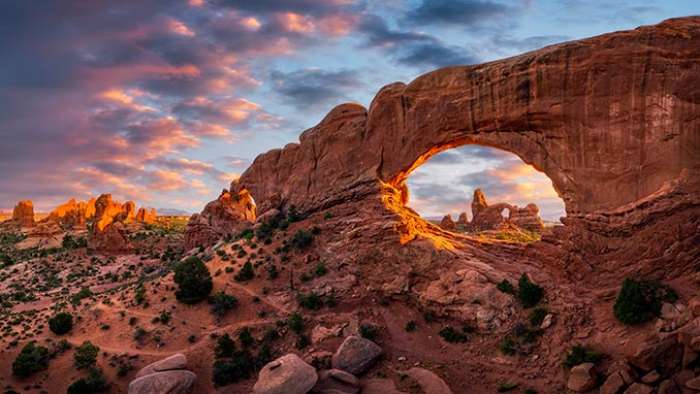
[192,18,699,264]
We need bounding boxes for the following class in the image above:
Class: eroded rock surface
[11,200,34,228]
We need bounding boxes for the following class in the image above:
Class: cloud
[405,0,510,27]
[357,14,478,68]
[271,68,363,107]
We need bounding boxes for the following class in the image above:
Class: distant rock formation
[136,207,157,224]
[44,198,96,228]
[439,189,544,233]
[86,194,158,253]
[11,200,35,228]
[440,215,456,231]
[184,189,256,250]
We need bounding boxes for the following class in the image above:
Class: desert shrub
[496,279,515,294]
[239,229,254,241]
[297,292,323,310]
[71,287,93,305]
[288,313,304,333]
[266,265,279,279]
[314,263,327,277]
[12,341,50,377]
[157,310,171,324]
[74,341,99,369]
[613,278,677,325]
[134,282,146,305]
[295,334,310,349]
[438,326,468,343]
[215,334,237,358]
[286,205,303,223]
[212,351,254,386]
[517,275,544,308]
[67,368,108,394]
[62,234,87,250]
[324,212,333,220]
[209,292,238,318]
[290,230,313,250]
[173,256,213,304]
[405,321,417,332]
[529,308,547,327]
[238,327,255,348]
[359,324,379,341]
[234,262,255,282]
[499,337,516,355]
[48,312,73,335]
[497,382,519,392]
[563,344,603,369]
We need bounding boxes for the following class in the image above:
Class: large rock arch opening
[189,17,700,269]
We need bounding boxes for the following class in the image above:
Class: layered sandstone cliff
[11,200,34,228]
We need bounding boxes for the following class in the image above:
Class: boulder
[253,354,318,394]
[128,370,196,394]
[184,188,256,249]
[332,336,383,375]
[312,369,360,394]
[600,371,627,394]
[628,336,683,375]
[623,383,653,394]
[657,379,681,394]
[135,353,188,379]
[361,378,405,394]
[567,362,597,392]
[404,367,453,394]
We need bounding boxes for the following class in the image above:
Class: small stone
[332,336,383,375]
[640,370,660,384]
[540,314,554,329]
[600,372,627,394]
[657,379,681,394]
[689,297,700,317]
[567,362,597,392]
[623,383,653,394]
[397,356,406,361]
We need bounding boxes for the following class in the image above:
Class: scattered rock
[312,369,360,394]
[361,378,405,394]
[623,383,653,394]
[404,367,453,394]
[567,362,597,392]
[600,371,628,394]
[640,370,660,384]
[332,336,383,375]
[253,354,318,394]
[628,336,682,375]
[657,379,681,394]
[540,314,554,329]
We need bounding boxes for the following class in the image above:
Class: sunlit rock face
[87,194,159,253]
[198,17,700,268]
[183,189,256,250]
[44,198,96,228]
[11,200,35,228]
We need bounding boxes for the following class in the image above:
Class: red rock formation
[136,208,157,224]
[195,17,700,270]
[184,189,256,250]
[509,203,545,233]
[86,194,155,253]
[464,189,545,233]
[12,200,35,228]
[44,198,96,228]
[440,215,456,231]
[457,213,469,228]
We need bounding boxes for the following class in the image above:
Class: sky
[0,1,697,216]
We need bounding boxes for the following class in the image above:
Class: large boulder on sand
[313,369,361,394]
[332,336,383,375]
[567,362,597,392]
[135,353,188,378]
[253,353,318,394]
[128,370,196,394]
[128,354,195,394]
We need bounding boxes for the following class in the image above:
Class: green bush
[517,275,544,308]
[529,308,547,327]
[291,230,313,250]
[173,256,213,304]
[74,341,99,369]
[563,345,603,369]
[496,279,515,294]
[209,292,238,318]
[359,324,379,340]
[297,292,323,310]
[212,351,254,386]
[48,312,73,335]
[405,320,417,332]
[215,334,237,359]
[67,368,108,394]
[288,313,304,333]
[234,262,255,282]
[499,337,516,356]
[62,234,87,250]
[613,278,677,325]
[438,326,468,343]
[12,341,50,377]
[71,287,94,305]
[238,327,255,348]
